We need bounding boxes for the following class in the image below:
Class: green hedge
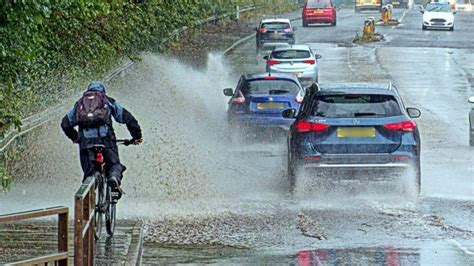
[0,0,297,136]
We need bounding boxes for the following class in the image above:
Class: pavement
[0,219,143,265]
[1,7,474,265]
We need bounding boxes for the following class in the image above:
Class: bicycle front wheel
[105,186,116,237]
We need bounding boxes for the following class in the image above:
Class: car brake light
[267,59,280,66]
[303,59,316,64]
[96,152,104,164]
[283,28,292,33]
[296,94,303,103]
[264,75,277,80]
[295,121,330,132]
[304,156,321,161]
[257,28,267,33]
[383,121,416,132]
[231,97,245,105]
[304,9,313,14]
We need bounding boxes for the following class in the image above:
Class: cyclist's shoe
[108,176,122,202]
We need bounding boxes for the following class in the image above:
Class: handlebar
[116,139,141,146]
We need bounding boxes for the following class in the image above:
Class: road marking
[392,9,410,29]
[449,239,474,255]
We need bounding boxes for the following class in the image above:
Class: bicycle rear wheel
[105,186,116,236]
[94,173,106,240]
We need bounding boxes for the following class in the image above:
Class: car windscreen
[425,4,452,12]
[242,80,300,95]
[307,0,332,8]
[311,94,402,118]
[456,0,471,4]
[271,50,311,59]
[261,22,291,30]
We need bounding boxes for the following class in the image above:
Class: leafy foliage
[0,0,296,134]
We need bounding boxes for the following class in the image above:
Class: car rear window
[311,94,402,118]
[242,80,300,95]
[261,22,291,30]
[307,0,332,8]
[271,50,311,59]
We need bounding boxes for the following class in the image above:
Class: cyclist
[61,81,142,200]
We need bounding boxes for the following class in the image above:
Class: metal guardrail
[74,176,96,266]
[0,206,69,266]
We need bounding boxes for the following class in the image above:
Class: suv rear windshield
[311,94,402,118]
[242,80,300,95]
[271,50,311,59]
[307,0,332,8]
[261,22,291,30]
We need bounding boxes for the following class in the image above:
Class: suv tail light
[267,59,281,66]
[96,152,104,164]
[383,121,416,132]
[257,28,267,33]
[295,121,330,132]
[304,8,313,14]
[303,59,316,64]
[283,28,293,33]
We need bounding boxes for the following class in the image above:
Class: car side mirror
[453,11,457,14]
[315,54,322,60]
[254,27,258,31]
[223,88,234,96]
[263,55,269,60]
[282,108,297,119]
[468,96,474,103]
[406,107,421,118]
[420,10,425,14]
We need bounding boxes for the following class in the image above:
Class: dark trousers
[79,144,126,183]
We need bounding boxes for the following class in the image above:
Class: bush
[0,0,297,135]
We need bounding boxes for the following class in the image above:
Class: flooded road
[1,8,473,265]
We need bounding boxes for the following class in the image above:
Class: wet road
[1,7,474,265]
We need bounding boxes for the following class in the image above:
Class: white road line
[449,239,474,255]
[392,9,410,29]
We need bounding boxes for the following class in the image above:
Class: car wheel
[422,25,427,30]
[469,117,474,146]
[287,153,297,193]
[450,26,454,31]
[303,20,308,27]
[332,20,337,26]
[414,160,421,195]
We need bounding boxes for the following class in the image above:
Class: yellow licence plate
[337,127,376,138]
[257,102,284,110]
[313,9,324,14]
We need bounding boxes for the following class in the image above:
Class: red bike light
[96,152,104,164]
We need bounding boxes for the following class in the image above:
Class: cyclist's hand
[131,138,142,145]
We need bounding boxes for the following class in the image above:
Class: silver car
[265,45,322,87]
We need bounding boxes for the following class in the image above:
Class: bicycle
[93,139,136,239]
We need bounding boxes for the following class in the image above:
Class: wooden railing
[0,206,69,266]
[74,176,96,266]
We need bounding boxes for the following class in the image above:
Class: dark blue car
[223,73,304,132]
[283,83,422,193]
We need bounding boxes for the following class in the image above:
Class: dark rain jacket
[61,81,142,150]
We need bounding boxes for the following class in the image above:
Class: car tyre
[450,26,454,31]
[303,20,308,27]
[287,154,297,193]
[414,160,421,195]
[422,25,427,30]
[332,20,337,26]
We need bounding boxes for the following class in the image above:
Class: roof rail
[388,82,393,91]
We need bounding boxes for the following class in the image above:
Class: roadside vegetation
[0,0,298,137]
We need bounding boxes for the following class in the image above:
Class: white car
[455,0,473,11]
[421,3,456,30]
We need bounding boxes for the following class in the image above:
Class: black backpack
[75,91,111,128]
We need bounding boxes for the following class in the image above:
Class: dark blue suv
[283,83,422,193]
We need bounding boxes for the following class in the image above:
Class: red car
[302,0,337,27]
